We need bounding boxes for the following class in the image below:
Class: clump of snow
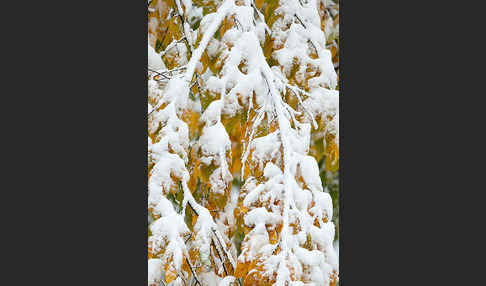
[264,162,282,179]
[148,43,165,71]
[250,132,282,170]
[218,276,236,286]
[148,258,163,285]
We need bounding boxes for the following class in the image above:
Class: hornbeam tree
[148,0,339,285]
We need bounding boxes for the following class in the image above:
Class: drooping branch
[182,0,234,83]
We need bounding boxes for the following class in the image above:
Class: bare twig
[293,14,319,56]
[211,227,236,269]
[148,68,170,80]
[185,256,203,286]
[294,13,307,28]
[163,65,187,75]
[174,0,194,57]
[187,200,198,216]
[211,238,228,276]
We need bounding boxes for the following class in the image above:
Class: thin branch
[293,13,320,59]
[164,65,187,75]
[250,2,271,35]
[211,238,228,276]
[211,227,236,269]
[174,0,194,57]
[159,25,170,48]
[161,37,187,57]
[177,272,188,286]
[189,73,199,90]
[234,17,243,31]
[286,84,318,129]
[185,256,203,286]
[187,200,198,216]
[294,13,307,29]
[184,233,192,244]
[148,68,170,80]
[194,74,203,92]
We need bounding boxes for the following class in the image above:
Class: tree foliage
[148,0,339,285]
